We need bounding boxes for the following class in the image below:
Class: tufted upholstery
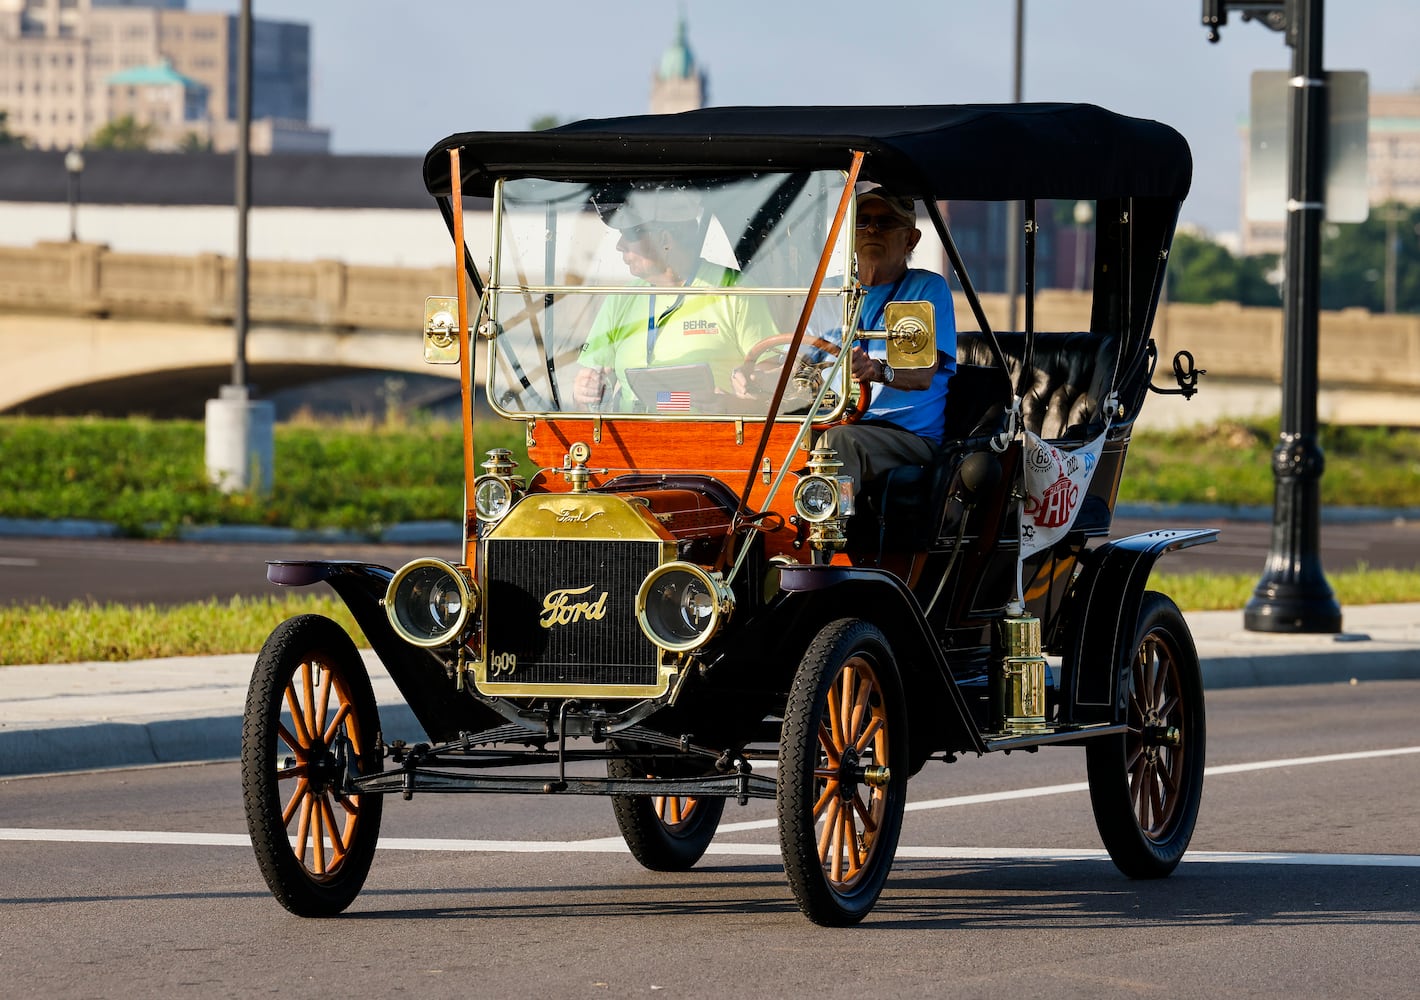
[955,332,1118,441]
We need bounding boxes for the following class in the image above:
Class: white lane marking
[712,744,1420,835]
[0,828,1415,868]
[0,557,39,567]
[3,746,1416,857]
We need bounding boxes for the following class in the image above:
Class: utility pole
[1204,0,1341,633]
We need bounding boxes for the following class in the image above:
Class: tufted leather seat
[956,332,1118,441]
[855,331,1119,554]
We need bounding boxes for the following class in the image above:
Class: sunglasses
[855,214,912,231]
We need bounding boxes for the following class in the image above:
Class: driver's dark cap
[856,186,916,224]
[599,188,700,230]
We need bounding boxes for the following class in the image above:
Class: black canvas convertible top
[423,103,1191,204]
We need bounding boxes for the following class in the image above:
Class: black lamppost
[1204,0,1341,633]
[64,147,84,242]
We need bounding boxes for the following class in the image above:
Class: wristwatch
[878,360,896,384]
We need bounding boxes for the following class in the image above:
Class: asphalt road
[1,515,1417,606]
[2,679,1416,997]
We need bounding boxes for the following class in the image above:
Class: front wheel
[608,755,725,871]
[1086,591,1205,878]
[241,614,384,916]
[777,619,907,926]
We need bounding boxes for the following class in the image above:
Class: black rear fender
[1054,529,1217,725]
[776,564,985,768]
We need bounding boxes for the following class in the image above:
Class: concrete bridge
[3,241,1419,426]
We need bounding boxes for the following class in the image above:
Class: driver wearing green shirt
[574,191,779,411]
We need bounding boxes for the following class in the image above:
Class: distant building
[650,15,707,115]
[1241,88,1420,254]
[0,0,326,153]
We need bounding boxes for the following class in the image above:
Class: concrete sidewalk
[2,604,1417,778]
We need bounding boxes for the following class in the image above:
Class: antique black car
[241,103,1214,925]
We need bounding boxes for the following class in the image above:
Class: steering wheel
[739,334,871,424]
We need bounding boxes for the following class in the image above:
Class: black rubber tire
[1086,591,1206,879]
[777,619,907,926]
[607,756,725,871]
[241,614,384,916]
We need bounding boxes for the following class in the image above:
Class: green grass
[1150,566,1420,611]
[0,415,529,536]
[1118,420,1420,508]
[0,594,368,666]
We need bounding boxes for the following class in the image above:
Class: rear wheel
[241,614,384,916]
[608,756,724,871]
[1086,592,1205,878]
[777,619,907,926]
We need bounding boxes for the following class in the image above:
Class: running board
[982,723,1128,753]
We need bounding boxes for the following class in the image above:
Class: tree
[0,109,25,148]
[1319,202,1420,314]
[178,131,213,153]
[1166,230,1280,307]
[529,114,562,131]
[88,115,157,151]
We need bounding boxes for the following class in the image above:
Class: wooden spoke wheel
[741,333,871,424]
[241,614,383,916]
[608,755,724,871]
[1086,591,1206,878]
[777,619,906,926]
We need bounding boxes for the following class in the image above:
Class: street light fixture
[64,147,84,242]
[1072,200,1093,291]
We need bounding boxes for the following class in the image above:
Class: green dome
[658,18,696,80]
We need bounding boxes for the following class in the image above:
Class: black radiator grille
[483,538,661,687]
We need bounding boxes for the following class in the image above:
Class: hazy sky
[192,0,1418,236]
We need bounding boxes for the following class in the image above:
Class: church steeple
[650,13,707,114]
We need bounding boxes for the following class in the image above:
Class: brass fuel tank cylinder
[992,613,1048,734]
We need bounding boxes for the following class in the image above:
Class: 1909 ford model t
[241,103,1215,925]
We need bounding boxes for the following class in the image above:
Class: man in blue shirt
[820,186,957,494]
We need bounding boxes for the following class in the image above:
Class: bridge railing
[3,240,1418,401]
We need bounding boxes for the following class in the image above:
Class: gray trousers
[817,422,936,496]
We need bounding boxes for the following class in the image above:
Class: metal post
[64,148,84,242]
[1003,0,1023,330]
[233,0,252,388]
[1243,0,1341,632]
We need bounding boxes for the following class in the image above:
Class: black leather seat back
[955,332,1118,440]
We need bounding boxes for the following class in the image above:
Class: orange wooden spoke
[340,809,358,852]
[829,806,845,882]
[322,702,352,747]
[837,664,857,745]
[295,795,312,859]
[812,781,839,815]
[276,722,307,760]
[336,792,359,816]
[826,689,845,755]
[818,797,840,853]
[816,725,841,768]
[319,794,346,865]
[851,790,878,835]
[284,687,313,749]
[1126,744,1144,770]
[853,716,884,755]
[311,801,327,875]
[281,777,310,825]
[275,760,306,781]
[315,670,333,738]
[302,662,318,741]
[843,805,861,876]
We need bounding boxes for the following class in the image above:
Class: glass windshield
[484,171,855,420]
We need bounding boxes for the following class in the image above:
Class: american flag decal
[655,390,692,412]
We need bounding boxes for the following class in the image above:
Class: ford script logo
[539,503,604,524]
[539,584,610,628]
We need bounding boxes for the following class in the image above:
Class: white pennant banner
[1019,427,1107,558]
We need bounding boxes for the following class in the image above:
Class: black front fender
[267,560,499,742]
[1055,529,1217,725]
